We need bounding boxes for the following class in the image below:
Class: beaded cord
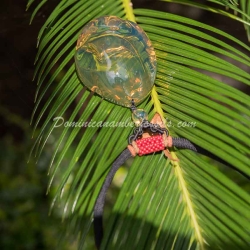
[93,102,197,249]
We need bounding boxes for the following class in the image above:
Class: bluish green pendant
[75,16,157,107]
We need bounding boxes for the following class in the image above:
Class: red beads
[136,135,165,156]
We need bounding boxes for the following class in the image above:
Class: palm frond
[238,0,250,40]
[29,0,250,249]
[162,0,250,26]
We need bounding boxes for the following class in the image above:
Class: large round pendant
[75,16,157,107]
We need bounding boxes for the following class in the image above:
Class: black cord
[94,148,132,249]
[172,137,197,152]
[93,138,196,249]
[93,136,197,249]
[172,138,249,179]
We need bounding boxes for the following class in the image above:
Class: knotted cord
[93,110,198,249]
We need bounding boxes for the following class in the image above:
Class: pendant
[75,16,197,249]
[75,16,157,107]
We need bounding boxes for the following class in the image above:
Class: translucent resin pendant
[75,16,157,107]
